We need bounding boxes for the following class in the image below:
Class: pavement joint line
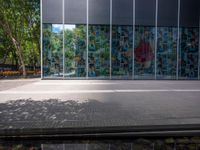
[34,82,121,85]
[33,81,200,85]
[0,89,200,94]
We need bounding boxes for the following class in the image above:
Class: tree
[0,0,40,76]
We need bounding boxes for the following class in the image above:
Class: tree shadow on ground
[0,99,136,129]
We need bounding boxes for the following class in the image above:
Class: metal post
[86,0,89,79]
[176,0,180,80]
[132,0,135,80]
[63,0,65,79]
[110,0,112,79]
[155,0,158,80]
[40,0,43,79]
[198,16,200,80]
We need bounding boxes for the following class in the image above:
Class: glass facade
[112,25,133,79]
[134,0,156,79]
[43,24,63,78]
[64,0,87,78]
[42,0,200,80]
[88,25,110,78]
[64,24,87,78]
[134,26,155,79]
[157,27,177,79]
[88,0,110,78]
[179,27,199,79]
[156,0,178,79]
[112,0,133,79]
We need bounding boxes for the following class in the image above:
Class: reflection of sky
[64,25,76,30]
[52,24,63,33]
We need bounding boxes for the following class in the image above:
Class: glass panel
[65,0,87,25]
[112,0,133,79]
[64,25,87,78]
[179,27,199,79]
[112,26,133,79]
[88,0,110,78]
[156,0,178,79]
[42,0,63,24]
[43,24,63,78]
[157,0,178,27]
[135,0,156,26]
[179,0,199,27]
[134,0,156,79]
[42,0,63,78]
[157,27,177,79]
[179,0,199,79]
[134,26,155,79]
[64,0,87,78]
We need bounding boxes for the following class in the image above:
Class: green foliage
[0,0,40,74]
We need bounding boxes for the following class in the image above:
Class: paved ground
[0,79,200,129]
[0,78,39,91]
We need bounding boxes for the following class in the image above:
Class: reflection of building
[42,0,200,79]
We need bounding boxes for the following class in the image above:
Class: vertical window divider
[198,16,200,80]
[176,0,180,80]
[62,0,65,79]
[86,0,89,79]
[155,0,158,80]
[110,0,112,79]
[40,0,43,79]
[132,0,135,80]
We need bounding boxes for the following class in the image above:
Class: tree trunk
[11,37,27,77]
[18,50,26,77]
[21,61,26,77]
[0,20,27,77]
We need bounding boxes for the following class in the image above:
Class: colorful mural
[43,24,199,79]
[64,25,87,78]
[157,27,177,79]
[112,26,133,79]
[43,24,63,78]
[134,26,155,79]
[179,27,199,79]
[88,25,110,78]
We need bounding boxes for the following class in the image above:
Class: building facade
[41,0,200,79]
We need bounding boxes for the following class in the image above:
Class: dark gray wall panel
[88,0,110,25]
[135,0,156,26]
[112,0,133,25]
[158,0,178,27]
[42,0,63,24]
[180,0,199,27]
[65,0,87,24]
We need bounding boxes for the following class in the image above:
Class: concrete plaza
[0,79,200,129]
